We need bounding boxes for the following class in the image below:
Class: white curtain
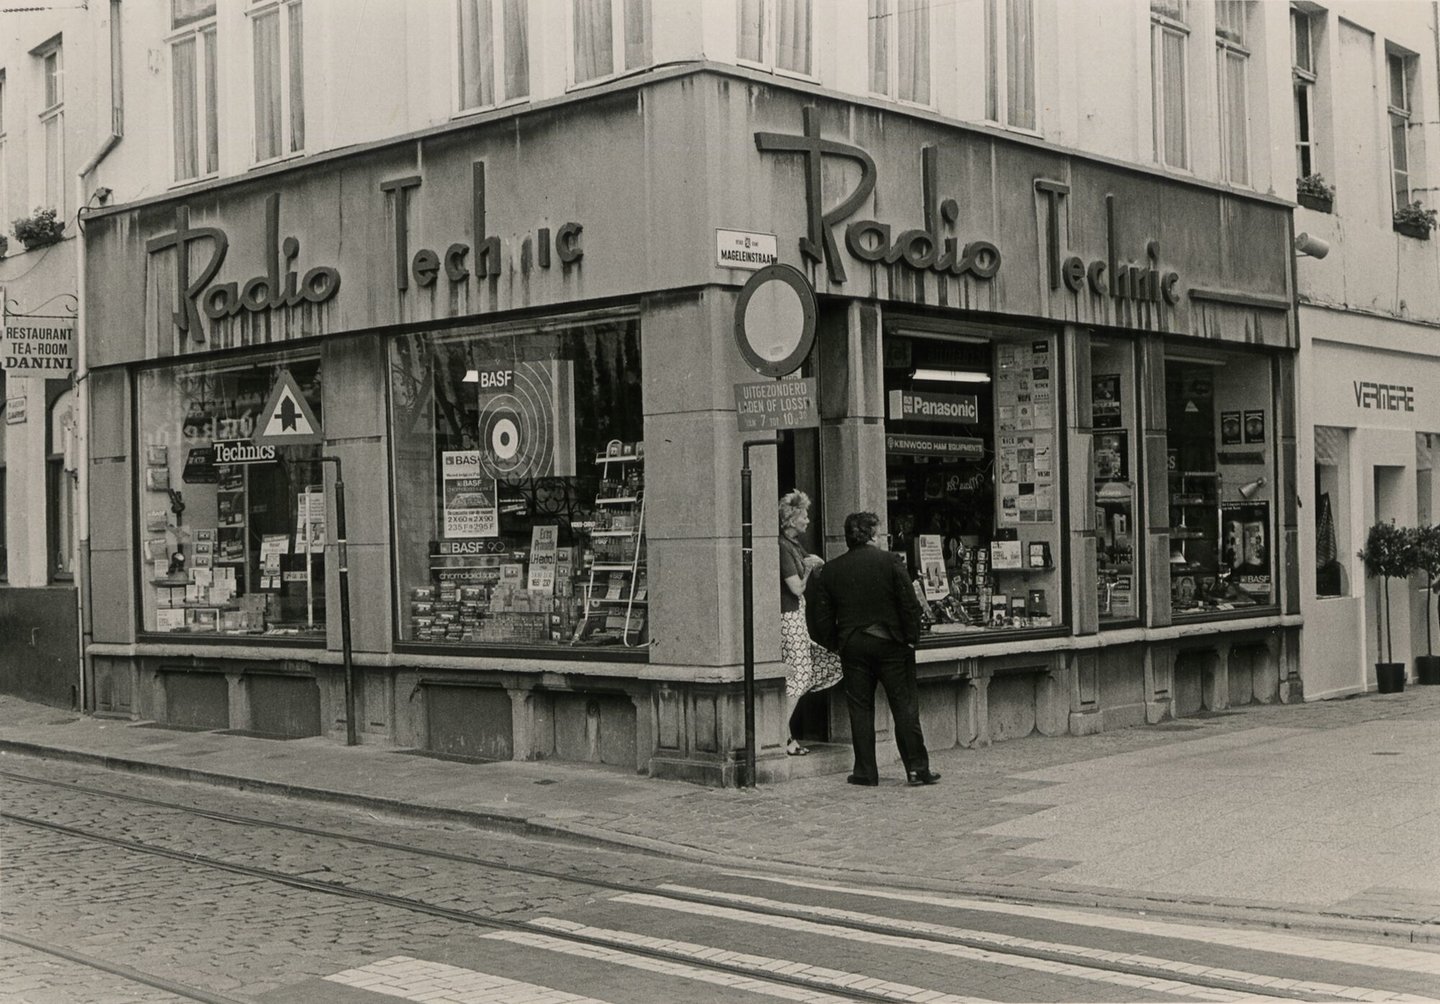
[458,0,495,108]
[622,0,650,71]
[738,0,764,63]
[253,10,281,160]
[288,1,306,153]
[1006,0,1033,127]
[504,0,529,99]
[776,0,810,74]
[1221,47,1248,184]
[172,37,199,180]
[868,0,887,93]
[203,28,219,174]
[897,0,928,104]
[573,0,613,82]
[1156,25,1187,167]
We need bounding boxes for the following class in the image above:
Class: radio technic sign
[213,439,277,464]
[887,389,978,424]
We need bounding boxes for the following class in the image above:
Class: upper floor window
[572,0,651,86]
[251,0,304,163]
[738,0,812,77]
[171,1,219,181]
[1292,6,1317,180]
[1150,0,1189,169]
[985,0,1035,129]
[33,37,65,218]
[868,0,929,106]
[1387,49,1416,211]
[1215,1,1250,186]
[458,0,529,111]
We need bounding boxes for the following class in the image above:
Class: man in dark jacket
[812,511,940,787]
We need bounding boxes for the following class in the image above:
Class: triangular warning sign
[253,369,323,447]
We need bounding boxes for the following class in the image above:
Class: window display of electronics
[409,442,647,648]
[883,334,1060,636]
[143,460,321,633]
[1167,470,1225,612]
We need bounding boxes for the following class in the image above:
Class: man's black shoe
[907,769,942,786]
[846,774,879,786]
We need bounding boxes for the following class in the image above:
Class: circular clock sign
[733,264,817,378]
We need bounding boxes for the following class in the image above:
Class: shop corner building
[79,64,1307,784]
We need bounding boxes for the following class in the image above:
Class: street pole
[740,437,777,789]
[321,456,357,746]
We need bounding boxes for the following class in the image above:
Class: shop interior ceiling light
[462,369,480,383]
[1170,549,1188,564]
[1166,353,1228,367]
[911,367,992,384]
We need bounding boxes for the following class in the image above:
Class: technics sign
[734,378,819,431]
[383,162,582,292]
[212,439,277,464]
[2,317,74,372]
[887,389,978,424]
[756,108,1000,285]
[147,193,341,343]
[1035,180,1182,305]
[1353,381,1415,412]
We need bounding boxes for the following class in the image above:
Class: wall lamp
[1237,477,1267,500]
[1294,232,1329,259]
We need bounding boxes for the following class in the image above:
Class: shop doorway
[1370,465,1410,669]
[778,426,832,745]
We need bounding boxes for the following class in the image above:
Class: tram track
[0,929,248,1004]
[0,767,1350,1002]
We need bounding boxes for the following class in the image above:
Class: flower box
[1394,219,1431,240]
[1296,191,1332,213]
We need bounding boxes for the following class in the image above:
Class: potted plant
[1393,201,1437,240]
[0,234,8,259]
[1414,523,1440,686]
[1296,173,1334,213]
[12,207,65,251]
[1358,521,1417,693]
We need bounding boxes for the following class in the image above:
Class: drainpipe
[72,0,124,713]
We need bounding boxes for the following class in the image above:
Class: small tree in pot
[1358,521,1418,693]
[1414,523,1440,685]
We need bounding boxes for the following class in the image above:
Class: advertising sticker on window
[442,450,498,539]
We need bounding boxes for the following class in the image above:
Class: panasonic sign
[887,389,979,424]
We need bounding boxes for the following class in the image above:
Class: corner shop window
[389,315,643,650]
[1091,339,1139,624]
[1164,350,1275,615]
[136,354,325,636]
[884,327,1063,636]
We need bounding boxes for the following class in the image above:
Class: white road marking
[325,955,611,1004]
[720,871,1440,977]
[516,919,991,1003]
[597,894,1287,1002]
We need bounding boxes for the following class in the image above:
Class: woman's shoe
[786,739,810,756]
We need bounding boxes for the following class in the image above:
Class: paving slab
[2,689,1439,938]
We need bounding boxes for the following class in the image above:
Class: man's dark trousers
[840,632,930,783]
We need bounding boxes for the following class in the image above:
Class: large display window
[1164,348,1277,616]
[136,353,326,637]
[883,324,1064,637]
[389,313,644,651]
[1091,338,1141,625]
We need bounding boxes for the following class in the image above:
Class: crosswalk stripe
[658,885,1437,1003]
[325,955,610,1004]
[721,872,1440,978]
[613,891,1312,1002]
[490,925,970,1003]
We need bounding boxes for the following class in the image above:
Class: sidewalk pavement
[2,687,1438,939]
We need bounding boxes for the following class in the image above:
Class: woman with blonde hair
[778,490,843,756]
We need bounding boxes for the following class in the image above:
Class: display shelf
[576,446,647,648]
